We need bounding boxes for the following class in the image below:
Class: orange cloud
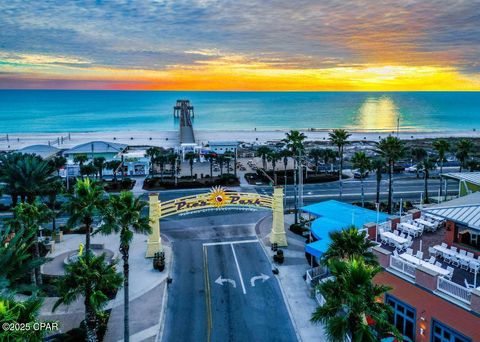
[1,53,480,90]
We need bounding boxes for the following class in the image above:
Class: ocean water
[0,90,479,133]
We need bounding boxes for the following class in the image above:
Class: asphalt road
[161,212,297,342]
[257,175,459,206]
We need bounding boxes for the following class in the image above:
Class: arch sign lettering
[146,186,287,257]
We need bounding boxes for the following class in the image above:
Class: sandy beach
[1,129,480,151]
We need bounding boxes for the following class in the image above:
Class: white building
[207,141,239,156]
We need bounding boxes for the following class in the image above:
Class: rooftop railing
[437,277,472,305]
[389,255,416,279]
[306,266,328,286]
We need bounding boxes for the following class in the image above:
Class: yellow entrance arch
[146,186,287,257]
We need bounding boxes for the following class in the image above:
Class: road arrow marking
[215,276,236,288]
[250,273,270,287]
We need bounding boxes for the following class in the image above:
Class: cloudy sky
[1,0,480,90]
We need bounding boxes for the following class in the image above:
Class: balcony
[373,246,480,312]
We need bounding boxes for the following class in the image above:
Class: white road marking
[284,190,441,199]
[202,239,258,246]
[250,273,270,287]
[215,276,236,288]
[230,244,247,295]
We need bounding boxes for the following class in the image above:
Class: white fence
[400,214,413,223]
[313,276,335,306]
[389,255,416,278]
[437,277,472,305]
[377,220,392,232]
[306,266,328,286]
[314,288,325,306]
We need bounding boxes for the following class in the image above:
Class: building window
[431,319,471,342]
[386,295,416,341]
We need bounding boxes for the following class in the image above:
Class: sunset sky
[1,1,480,91]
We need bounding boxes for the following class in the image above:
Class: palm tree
[419,157,436,204]
[0,152,23,206]
[105,160,122,181]
[280,149,291,185]
[73,154,88,168]
[63,178,106,254]
[329,129,351,197]
[8,202,52,286]
[145,147,161,176]
[376,136,406,214]
[184,152,197,178]
[74,154,89,179]
[309,149,324,175]
[156,153,168,182]
[283,130,307,224]
[433,139,450,196]
[323,148,337,173]
[217,155,226,176]
[166,151,178,178]
[49,155,67,176]
[351,152,372,207]
[267,150,281,185]
[0,227,46,292]
[371,158,385,204]
[224,151,235,175]
[410,147,427,179]
[0,153,58,205]
[256,146,272,170]
[311,258,399,342]
[46,178,64,240]
[321,226,378,266]
[53,254,123,342]
[81,163,98,179]
[98,192,150,342]
[0,294,45,341]
[456,139,474,172]
[93,157,106,180]
[205,152,217,178]
[283,130,306,156]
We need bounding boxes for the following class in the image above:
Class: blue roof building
[302,200,391,257]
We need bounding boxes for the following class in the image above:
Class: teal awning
[302,200,390,257]
[305,240,326,258]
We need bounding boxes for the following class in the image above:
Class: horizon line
[1,88,480,92]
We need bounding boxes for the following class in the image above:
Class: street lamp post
[298,149,304,208]
[293,157,298,224]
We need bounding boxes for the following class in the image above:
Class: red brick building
[374,246,480,341]
[371,196,480,341]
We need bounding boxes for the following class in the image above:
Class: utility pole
[298,149,304,208]
[293,157,298,224]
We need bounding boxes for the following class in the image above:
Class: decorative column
[146,193,163,258]
[270,186,287,247]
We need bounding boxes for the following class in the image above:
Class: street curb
[156,236,174,342]
[254,216,303,342]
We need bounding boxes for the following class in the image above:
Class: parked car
[405,164,420,173]
[353,169,369,178]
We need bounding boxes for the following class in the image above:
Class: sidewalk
[256,214,326,341]
[39,232,172,341]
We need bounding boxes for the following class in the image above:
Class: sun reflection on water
[355,96,399,131]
